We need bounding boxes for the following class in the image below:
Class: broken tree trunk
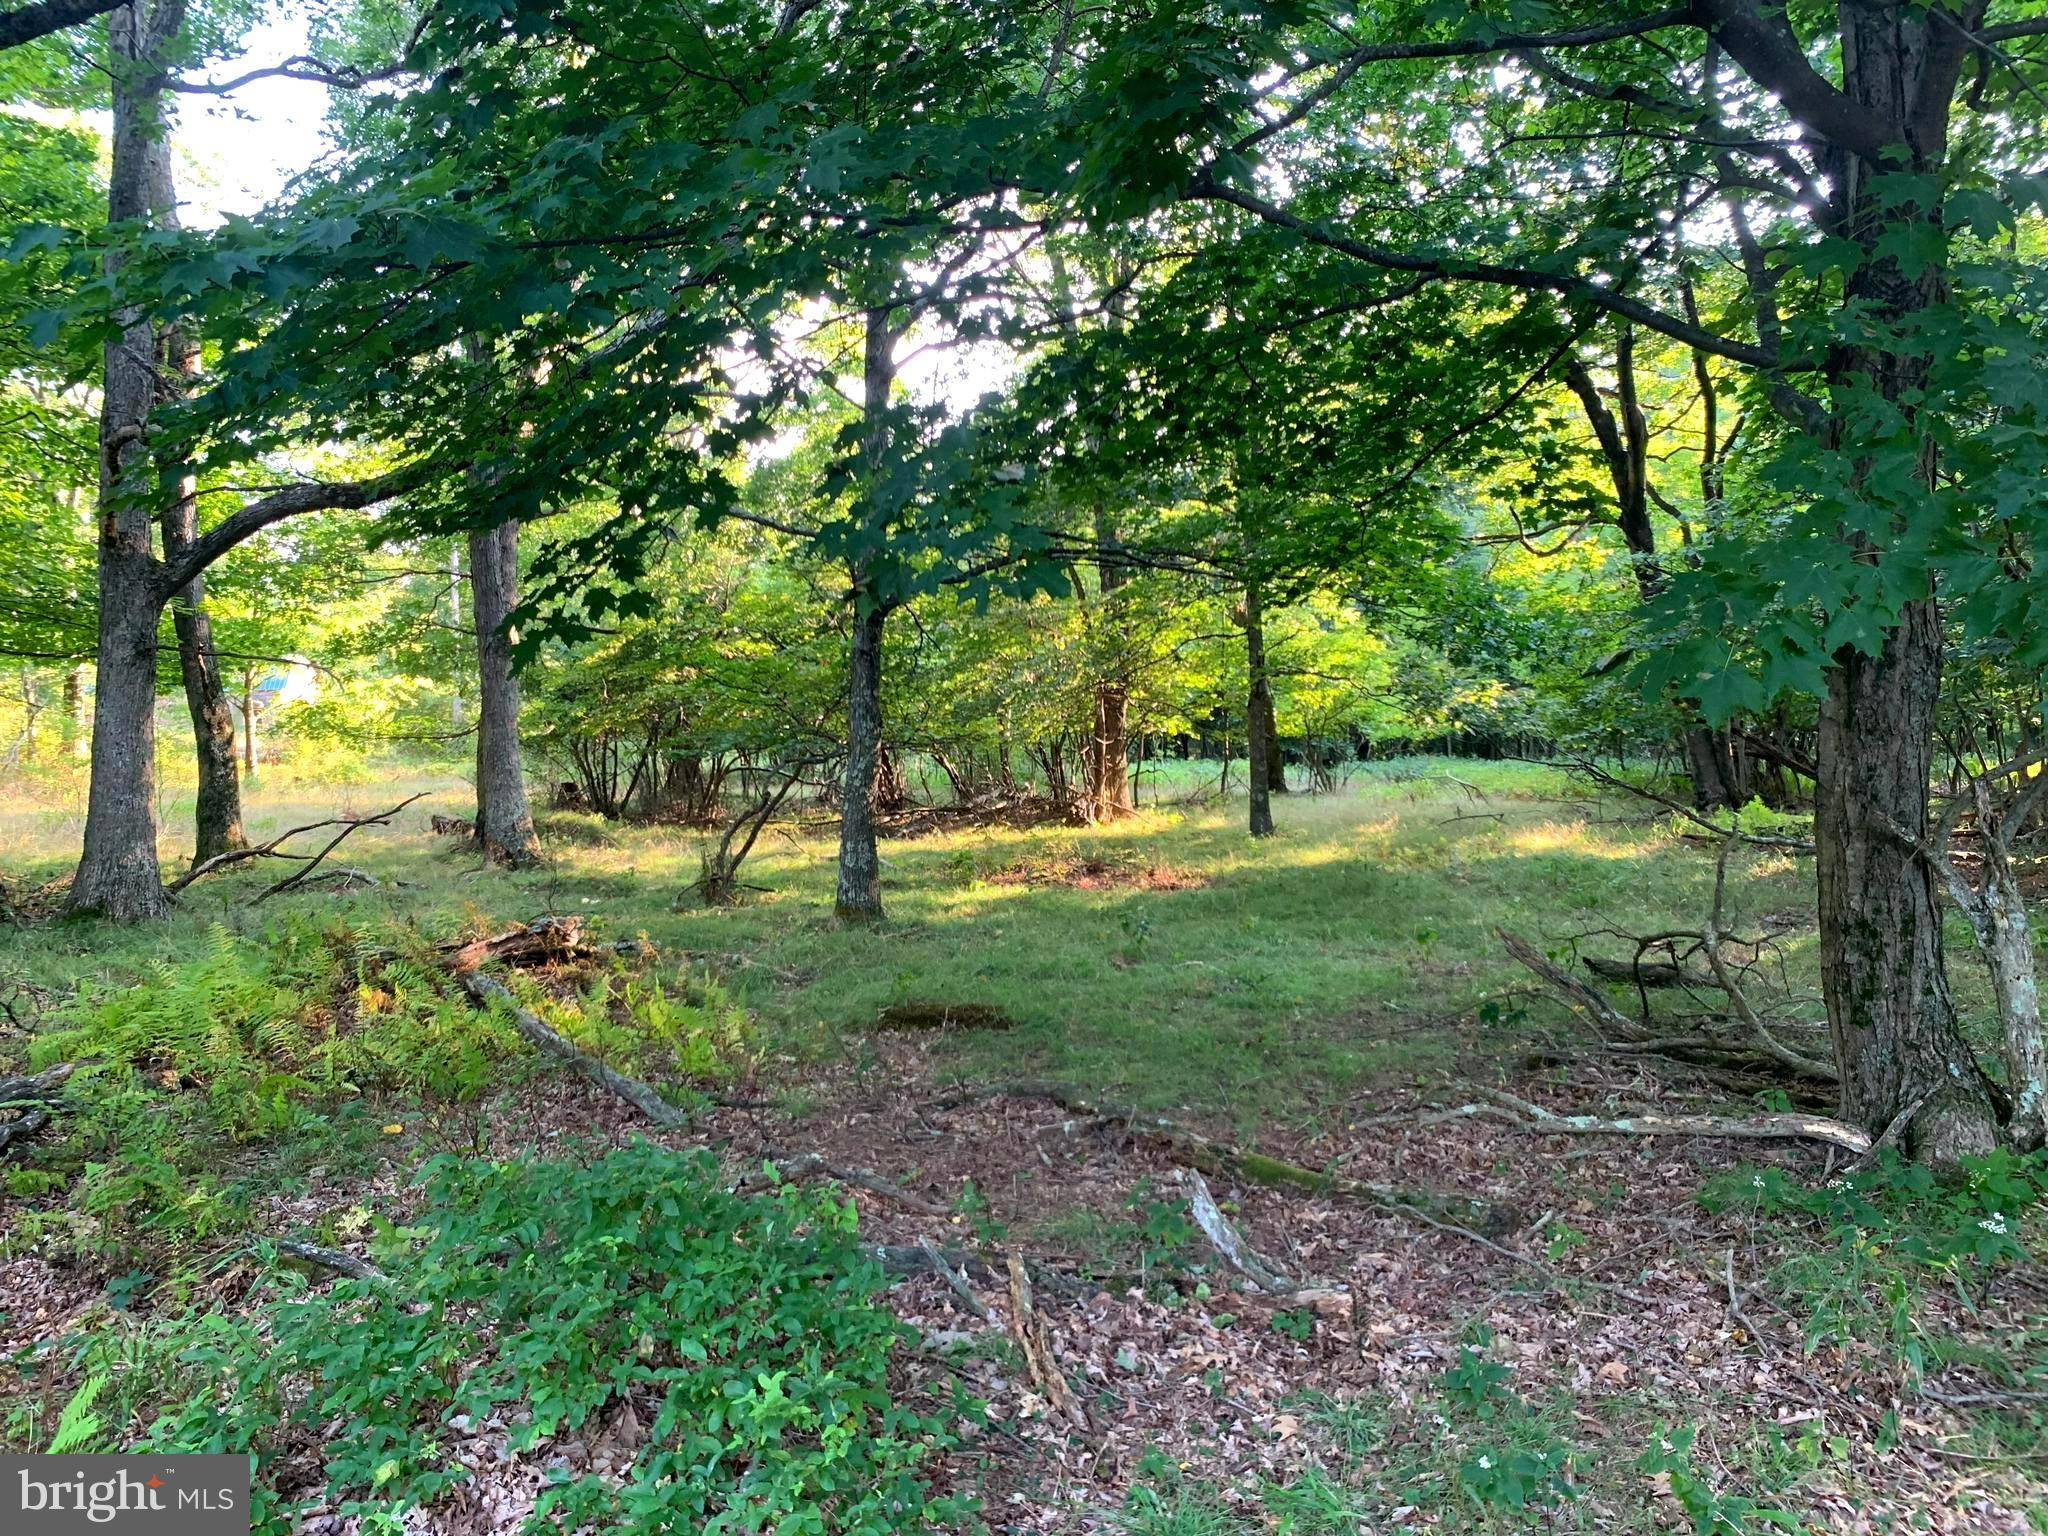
[1918,760,2048,1151]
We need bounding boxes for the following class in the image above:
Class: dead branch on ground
[458,971,689,1129]
[442,914,645,972]
[271,1237,389,1282]
[168,792,428,900]
[1500,884,1836,1087]
[1475,1087,1872,1155]
[1180,1167,1298,1295]
[1007,1253,1088,1430]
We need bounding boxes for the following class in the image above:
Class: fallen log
[1583,955,1715,989]
[443,916,647,972]
[0,1062,77,1160]
[0,1106,49,1158]
[0,1061,77,1106]
[271,1237,388,1283]
[459,972,688,1130]
[1478,1087,1872,1155]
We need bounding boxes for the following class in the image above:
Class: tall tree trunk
[1682,725,1746,810]
[62,665,84,757]
[1799,0,2000,1162]
[1815,606,1996,1161]
[161,321,245,862]
[1085,505,1133,822]
[70,0,177,921]
[835,601,887,920]
[469,519,538,867]
[448,542,465,732]
[1244,580,1274,838]
[1260,687,1286,795]
[834,305,897,921]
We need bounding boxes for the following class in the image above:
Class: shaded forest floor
[2,759,2045,1532]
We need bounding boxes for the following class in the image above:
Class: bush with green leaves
[135,1144,969,1535]
[1700,1149,2048,1358]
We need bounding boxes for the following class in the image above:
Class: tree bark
[448,542,464,732]
[835,601,887,920]
[1259,685,1286,795]
[160,320,246,863]
[1083,505,1134,822]
[1682,724,1746,811]
[834,306,896,921]
[468,518,538,867]
[1815,606,1996,1163]
[62,665,84,757]
[70,1,176,921]
[1803,1,2001,1164]
[1244,580,1274,838]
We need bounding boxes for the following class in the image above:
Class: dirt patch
[873,1001,1018,1032]
[988,853,1205,892]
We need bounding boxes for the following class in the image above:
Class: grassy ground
[3,755,2044,1533]
[1,755,1819,1124]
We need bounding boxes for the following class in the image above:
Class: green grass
[0,755,1820,1127]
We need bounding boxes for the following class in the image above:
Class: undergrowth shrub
[16,918,752,1263]
[528,967,751,1084]
[1701,1149,2048,1360]
[130,1145,968,1534]
[30,918,512,1137]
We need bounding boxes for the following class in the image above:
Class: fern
[48,1372,107,1452]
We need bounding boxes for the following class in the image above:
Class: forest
[2,0,2048,1528]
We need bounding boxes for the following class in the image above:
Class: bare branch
[0,0,120,50]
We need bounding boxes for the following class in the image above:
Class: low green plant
[1636,1425,1798,1535]
[1700,1149,2048,1359]
[538,967,751,1084]
[1442,1333,1514,1419]
[134,1143,968,1534]
[1457,1441,1575,1510]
